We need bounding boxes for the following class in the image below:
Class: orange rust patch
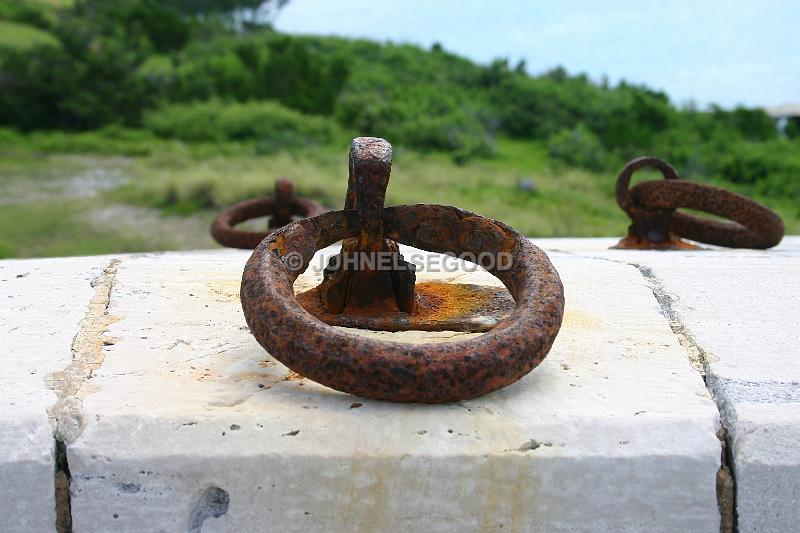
[267,234,290,255]
[296,281,514,332]
[415,282,494,322]
[613,234,700,250]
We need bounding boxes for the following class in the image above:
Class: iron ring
[211,192,326,249]
[629,180,784,249]
[240,205,565,403]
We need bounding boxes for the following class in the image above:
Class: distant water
[275,0,799,109]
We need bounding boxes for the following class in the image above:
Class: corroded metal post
[270,178,295,229]
[320,137,416,314]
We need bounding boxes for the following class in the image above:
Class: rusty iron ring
[615,156,681,215]
[211,181,327,249]
[240,205,565,403]
[616,157,784,249]
[629,180,784,249]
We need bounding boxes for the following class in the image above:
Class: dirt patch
[0,158,130,205]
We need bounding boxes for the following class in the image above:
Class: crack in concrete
[44,258,121,533]
[45,258,121,443]
[54,439,72,533]
[551,246,740,533]
[632,262,736,533]
[554,250,710,371]
[634,264,709,375]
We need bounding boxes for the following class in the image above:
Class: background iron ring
[240,205,565,403]
[211,196,327,249]
[615,156,681,216]
[629,180,784,248]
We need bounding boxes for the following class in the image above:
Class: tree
[162,0,288,18]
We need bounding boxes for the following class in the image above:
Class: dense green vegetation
[0,0,797,257]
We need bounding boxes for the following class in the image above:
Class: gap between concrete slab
[55,439,72,533]
[45,258,121,533]
[550,249,736,532]
[634,263,736,533]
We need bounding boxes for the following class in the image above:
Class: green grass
[26,0,73,7]
[113,137,635,237]
[1,132,796,258]
[0,150,213,257]
[0,200,154,257]
[0,20,59,49]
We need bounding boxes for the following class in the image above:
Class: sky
[274,0,799,109]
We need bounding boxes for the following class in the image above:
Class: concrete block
[7,238,799,531]
[733,404,800,531]
[0,256,110,533]
[560,236,800,532]
[631,252,798,533]
[62,249,721,532]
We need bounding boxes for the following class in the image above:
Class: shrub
[254,36,349,115]
[0,1,52,29]
[0,20,59,50]
[396,112,494,163]
[717,140,800,200]
[335,72,495,162]
[143,100,342,150]
[785,119,800,140]
[712,106,777,142]
[117,0,191,53]
[0,30,153,131]
[547,124,614,172]
[490,76,575,139]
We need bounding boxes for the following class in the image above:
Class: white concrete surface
[2,237,798,532]
[559,236,800,532]
[608,246,798,533]
[0,256,111,533]
[61,249,720,532]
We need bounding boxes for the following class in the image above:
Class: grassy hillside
[2,129,797,259]
[0,1,797,258]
